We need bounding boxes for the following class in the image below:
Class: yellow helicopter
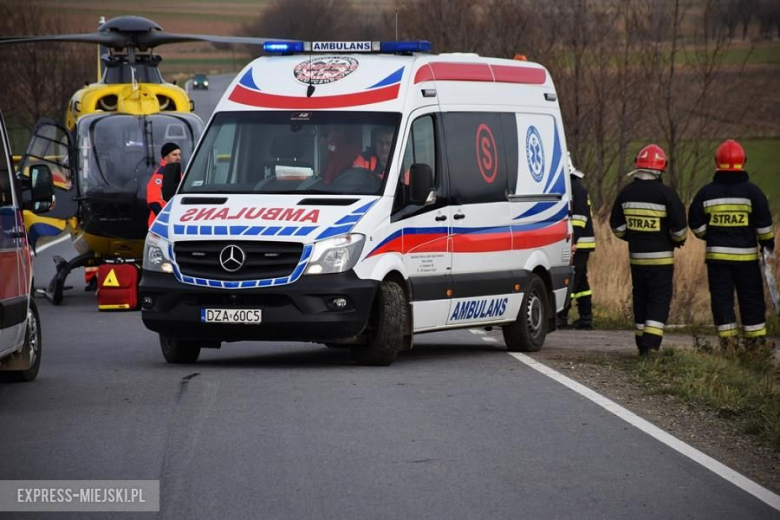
[0,16,278,303]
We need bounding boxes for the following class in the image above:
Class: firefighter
[610,144,688,355]
[146,142,181,228]
[558,156,596,330]
[688,139,774,347]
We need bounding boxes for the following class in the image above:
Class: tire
[352,280,408,366]
[159,335,202,364]
[502,274,549,352]
[1,300,43,382]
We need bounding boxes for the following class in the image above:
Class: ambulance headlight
[144,233,174,274]
[305,234,365,275]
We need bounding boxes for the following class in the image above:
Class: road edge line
[34,233,70,255]
[508,351,780,512]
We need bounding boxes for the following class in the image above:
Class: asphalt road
[0,238,777,519]
[187,73,236,124]
[1,76,777,518]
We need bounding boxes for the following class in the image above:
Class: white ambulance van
[140,41,574,366]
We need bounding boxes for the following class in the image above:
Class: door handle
[453,213,465,220]
[435,215,447,221]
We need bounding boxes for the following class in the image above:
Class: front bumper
[140,270,378,343]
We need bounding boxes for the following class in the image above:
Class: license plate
[201,308,262,324]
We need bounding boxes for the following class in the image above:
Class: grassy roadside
[630,341,780,451]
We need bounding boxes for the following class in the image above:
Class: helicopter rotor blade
[137,32,297,48]
[0,33,127,48]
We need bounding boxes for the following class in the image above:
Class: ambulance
[140,40,574,366]
[0,111,54,381]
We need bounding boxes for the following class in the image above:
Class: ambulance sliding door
[443,112,522,327]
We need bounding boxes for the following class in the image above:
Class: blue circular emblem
[526,126,545,182]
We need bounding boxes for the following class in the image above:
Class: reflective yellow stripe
[571,290,593,299]
[624,209,667,217]
[576,242,596,250]
[635,330,644,337]
[613,231,626,238]
[705,252,759,261]
[717,328,739,338]
[704,204,752,214]
[98,304,131,310]
[671,234,686,242]
[572,220,586,228]
[745,328,767,338]
[758,231,775,241]
[630,257,675,266]
[694,230,707,238]
[644,326,664,337]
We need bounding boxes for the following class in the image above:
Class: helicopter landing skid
[44,253,94,305]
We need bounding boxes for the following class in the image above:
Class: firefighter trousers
[706,261,766,338]
[630,265,673,352]
[559,251,592,322]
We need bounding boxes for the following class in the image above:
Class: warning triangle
[103,269,120,287]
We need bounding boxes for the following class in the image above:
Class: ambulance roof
[216,43,555,114]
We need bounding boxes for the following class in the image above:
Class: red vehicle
[0,111,54,382]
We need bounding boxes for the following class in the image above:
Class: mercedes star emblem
[219,245,246,272]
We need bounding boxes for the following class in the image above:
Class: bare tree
[394,0,483,54]
[241,0,372,57]
[0,0,93,146]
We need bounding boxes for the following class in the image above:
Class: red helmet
[715,139,746,171]
[635,144,667,172]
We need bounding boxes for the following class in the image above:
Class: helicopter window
[103,63,163,85]
[78,113,203,194]
[182,111,401,196]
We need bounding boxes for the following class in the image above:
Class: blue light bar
[263,41,305,53]
[379,41,432,53]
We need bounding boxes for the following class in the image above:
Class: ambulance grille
[181,197,227,205]
[174,240,303,281]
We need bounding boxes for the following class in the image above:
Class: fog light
[332,297,348,309]
[141,295,154,309]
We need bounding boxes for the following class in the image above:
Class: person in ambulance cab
[610,144,687,356]
[353,127,393,177]
[688,139,774,349]
[147,142,182,228]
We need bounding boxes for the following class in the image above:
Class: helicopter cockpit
[76,112,203,240]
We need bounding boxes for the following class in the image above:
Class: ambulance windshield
[182,111,401,195]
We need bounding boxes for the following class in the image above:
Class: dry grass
[589,219,780,328]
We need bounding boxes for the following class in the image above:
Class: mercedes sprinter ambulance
[140,41,574,366]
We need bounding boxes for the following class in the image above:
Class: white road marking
[469,329,486,335]
[33,233,70,255]
[508,351,780,512]
[482,337,499,343]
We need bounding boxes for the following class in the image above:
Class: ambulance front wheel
[159,336,202,364]
[351,280,408,366]
[502,274,548,352]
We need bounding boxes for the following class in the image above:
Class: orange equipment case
[96,263,139,311]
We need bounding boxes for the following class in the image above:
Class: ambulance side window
[395,115,437,213]
[400,115,436,180]
[442,113,508,204]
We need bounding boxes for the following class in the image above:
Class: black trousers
[707,261,766,338]
[559,251,592,320]
[631,265,674,351]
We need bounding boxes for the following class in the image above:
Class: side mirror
[24,164,54,214]
[408,163,434,205]
[162,162,182,202]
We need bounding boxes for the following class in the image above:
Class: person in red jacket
[147,142,181,228]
